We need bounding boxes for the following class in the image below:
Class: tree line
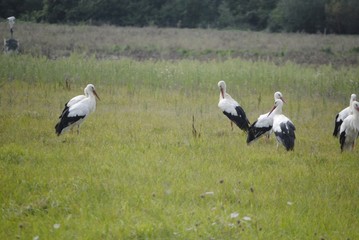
[1,0,358,34]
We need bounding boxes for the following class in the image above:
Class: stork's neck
[88,92,97,112]
[89,92,97,101]
[219,88,226,100]
[352,112,359,132]
[221,92,233,101]
[272,105,283,116]
[353,109,359,118]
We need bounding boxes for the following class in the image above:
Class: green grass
[0,51,358,239]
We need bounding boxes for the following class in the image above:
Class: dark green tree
[225,0,278,30]
[325,0,359,34]
[217,0,235,28]
[0,0,42,20]
[1,0,358,34]
[268,0,326,33]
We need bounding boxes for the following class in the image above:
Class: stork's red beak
[281,97,286,103]
[220,88,224,98]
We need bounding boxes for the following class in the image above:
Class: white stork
[333,93,357,137]
[218,80,250,132]
[267,99,296,151]
[247,91,284,144]
[55,84,100,136]
[339,100,359,152]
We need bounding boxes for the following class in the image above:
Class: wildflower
[53,223,61,229]
[243,216,251,221]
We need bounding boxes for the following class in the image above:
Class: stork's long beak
[93,90,100,100]
[280,97,286,103]
[267,105,276,117]
[220,88,224,98]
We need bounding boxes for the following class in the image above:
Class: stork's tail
[55,122,62,136]
[246,126,256,144]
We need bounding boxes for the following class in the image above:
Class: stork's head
[85,84,100,100]
[274,91,285,103]
[218,80,226,98]
[350,94,357,102]
[352,101,359,113]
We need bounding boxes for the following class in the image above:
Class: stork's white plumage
[247,91,284,144]
[58,86,88,119]
[55,84,100,136]
[333,93,357,137]
[339,100,359,152]
[267,99,296,151]
[218,80,250,132]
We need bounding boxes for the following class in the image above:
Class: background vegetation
[0,23,359,239]
[1,22,359,66]
[1,0,359,34]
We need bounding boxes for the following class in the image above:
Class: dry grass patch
[1,22,358,65]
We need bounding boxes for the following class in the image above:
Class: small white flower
[205,191,214,195]
[287,201,294,206]
[53,223,61,229]
[230,212,239,218]
[33,236,39,240]
[243,216,251,221]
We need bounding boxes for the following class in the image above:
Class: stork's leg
[77,125,80,135]
[231,121,233,131]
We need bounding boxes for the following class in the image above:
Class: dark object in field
[192,115,201,138]
[4,16,19,54]
[4,38,19,53]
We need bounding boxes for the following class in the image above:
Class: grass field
[1,23,359,239]
[1,22,359,65]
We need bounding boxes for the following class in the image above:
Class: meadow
[1,22,359,65]
[0,23,359,239]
